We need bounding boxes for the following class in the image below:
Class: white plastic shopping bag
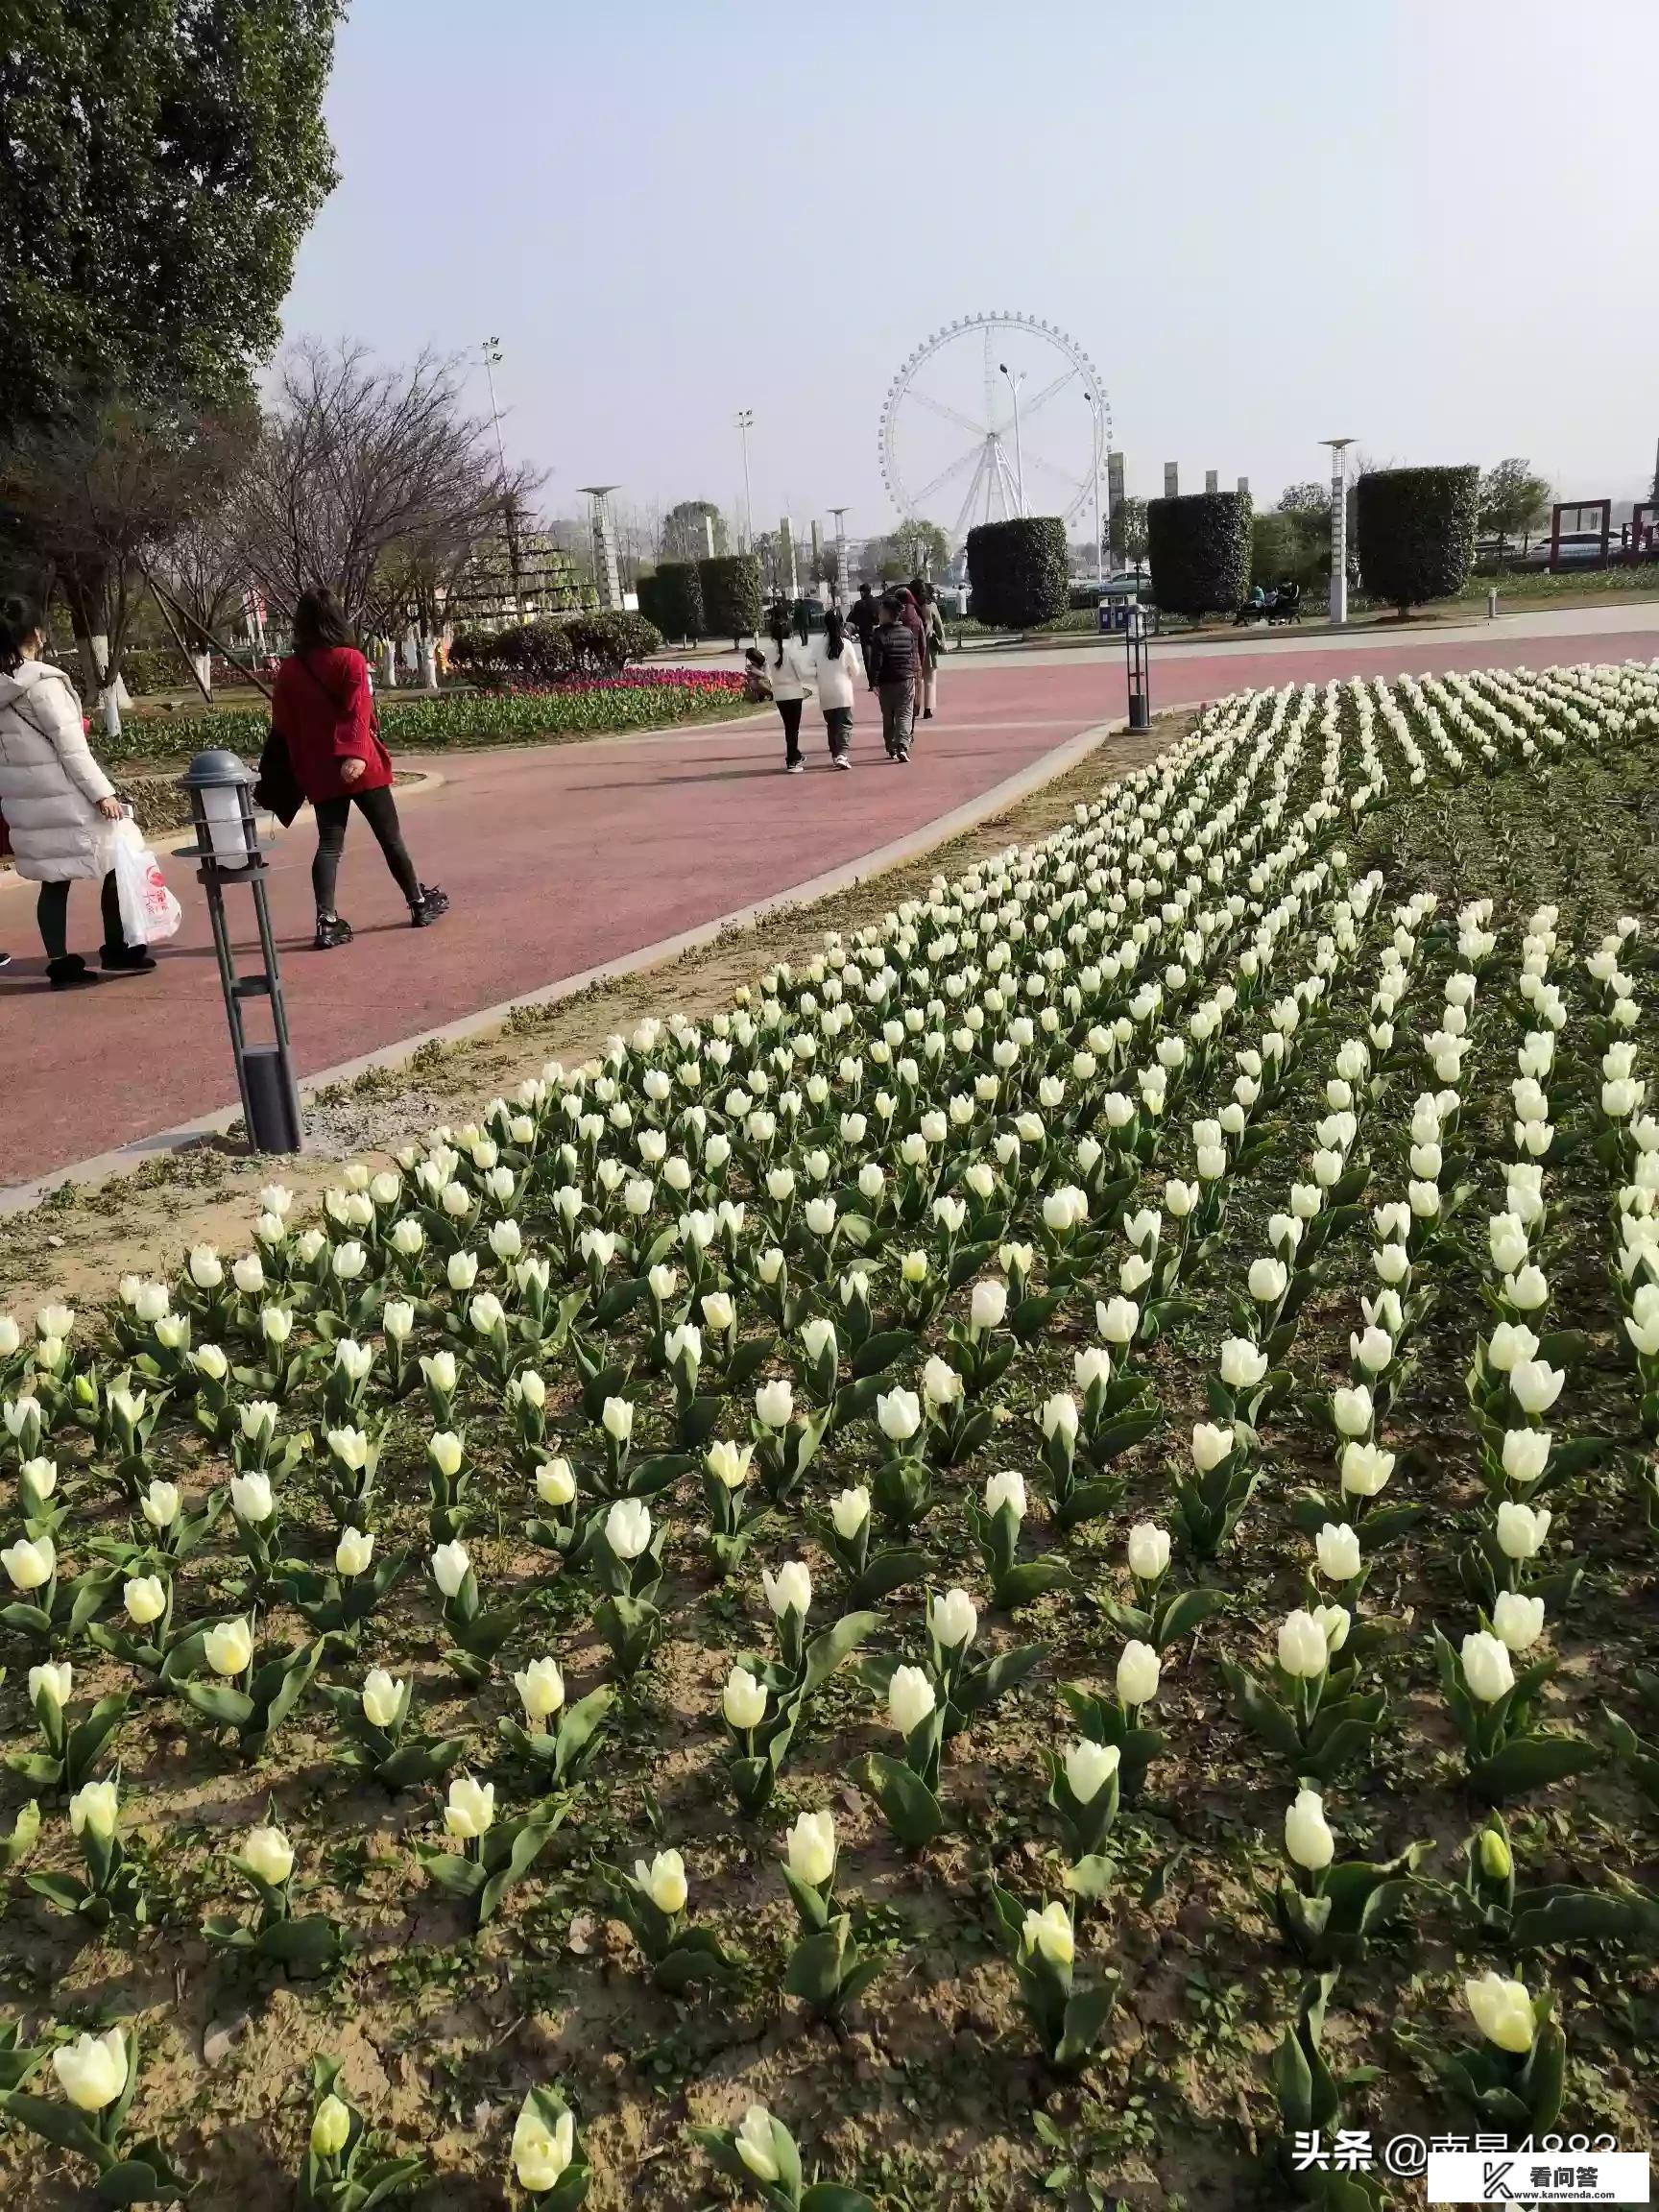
[110,818,183,946]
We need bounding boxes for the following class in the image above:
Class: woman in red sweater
[272,589,448,950]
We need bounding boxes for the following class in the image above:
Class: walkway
[4,614,1656,1193]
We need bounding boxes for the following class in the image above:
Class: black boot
[101,942,156,975]
[314,913,354,950]
[49,954,101,990]
[410,885,449,928]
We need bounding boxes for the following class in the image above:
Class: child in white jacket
[808,608,859,770]
[763,608,813,774]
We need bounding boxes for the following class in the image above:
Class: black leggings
[37,872,124,962]
[777,698,805,766]
[312,786,421,915]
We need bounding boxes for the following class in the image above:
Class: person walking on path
[848,582,880,681]
[0,596,156,990]
[867,592,918,762]
[896,585,929,722]
[910,577,946,721]
[807,607,859,770]
[272,588,448,950]
[763,605,814,775]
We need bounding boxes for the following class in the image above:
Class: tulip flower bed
[5,659,1659,2207]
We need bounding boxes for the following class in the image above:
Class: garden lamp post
[830,507,850,604]
[178,750,301,1156]
[998,363,1027,517]
[1125,604,1150,733]
[1320,437,1356,625]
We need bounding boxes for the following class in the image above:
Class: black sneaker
[48,954,101,990]
[897,746,911,763]
[314,913,354,950]
[410,885,449,927]
[924,709,934,720]
[0,950,11,970]
[100,943,156,975]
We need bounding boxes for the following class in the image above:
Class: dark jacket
[848,592,879,644]
[868,621,918,687]
[897,591,929,668]
[272,646,394,805]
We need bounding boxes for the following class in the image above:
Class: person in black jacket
[866,593,918,762]
[848,582,880,682]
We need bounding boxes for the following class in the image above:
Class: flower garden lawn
[1,658,1658,2207]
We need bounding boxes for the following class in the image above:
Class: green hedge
[1356,466,1479,613]
[1146,490,1252,615]
[638,561,704,641]
[698,553,763,645]
[964,517,1069,629]
[103,681,752,765]
[449,611,662,684]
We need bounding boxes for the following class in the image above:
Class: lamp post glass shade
[183,748,258,871]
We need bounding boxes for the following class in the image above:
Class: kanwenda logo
[1482,2162,1516,2201]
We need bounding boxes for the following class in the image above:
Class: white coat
[763,638,813,702]
[808,636,861,712]
[0,660,114,881]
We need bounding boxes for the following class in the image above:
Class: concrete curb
[0,709,1143,1216]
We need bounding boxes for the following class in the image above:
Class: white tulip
[763,1560,812,1619]
[723,1664,767,1729]
[204,1617,252,1674]
[785,1809,837,1887]
[1219,1338,1268,1389]
[830,1485,871,1538]
[755,1379,795,1429]
[1064,1739,1119,1805]
[53,2027,128,2112]
[445,1774,496,1839]
[362,1669,403,1729]
[1460,1630,1515,1703]
[514,1656,565,1720]
[1116,1640,1161,1707]
[634,1847,687,1913]
[1285,1787,1334,1871]
[229,1472,274,1525]
[1464,1970,1535,2054]
[605,1498,651,1560]
[28,1660,71,1709]
[1277,1609,1329,1678]
[335,1527,375,1576]
[985,1468,1027,1521]
[888,1664,937,1736]
[124,1575,166,1625]
[929,1587,977,1649]
[1190,1421,1234,1472]
[970,1278,1008,1335]
[1315,1522,1361,1581]
[1492,1590,1545,1652]
[1495,1501,1550,1560]
[241,1823,295,1887]
[430,1541,470,1598]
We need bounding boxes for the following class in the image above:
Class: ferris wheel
[878,312,1110,549]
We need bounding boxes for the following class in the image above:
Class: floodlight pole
[1321,437,1356,625]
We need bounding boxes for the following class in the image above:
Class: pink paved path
[4,627,1654,1188]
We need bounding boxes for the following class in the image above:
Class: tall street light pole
[829,507,850,604]
[998,363,1027,517]
[483,336,522,612]
[734,410,755,551]
[1085,390,1103,588]
[1320,437,1356,626]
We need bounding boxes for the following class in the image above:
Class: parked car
[1514,531,1608,569]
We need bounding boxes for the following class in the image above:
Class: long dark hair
[824,607,847,661]
[908,575,931,606]
[767,600,789,669]
[0,594,45,676]
[292,587,356,655]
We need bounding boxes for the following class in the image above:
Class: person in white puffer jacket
[763,602,814,775]
[807,607,859,770]
[0,596,155,989]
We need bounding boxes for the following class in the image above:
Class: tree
[1110,496,1149,570]
[1147,491,1253,616]
[661,500,729,563]
[148,515,257,693]
[965,518,1069,629]
[0,397,252,730]
[224,339,536,635]
[863,522,951,583]
[0,0,342,672]
[698,554,763,650]
[1356,466,1479,616]
[1277,482,1332,516]
[1479,459,1551,558]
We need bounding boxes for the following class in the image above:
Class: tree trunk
[420,637,438,692]
[193,651,214,698]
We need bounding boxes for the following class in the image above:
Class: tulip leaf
[1510,1890,1655,1950]
[1064,1852,1116,1902]
[376,1738,464,1790]
[181,1683,256,1729]
[255,1913,343,1975]
[1153,1586,1224,1647]
[801,1612,882,1695]
[1055,1973,1120,2070]
[1219,1660,1303,1761]
[783,1918,853,2009]
[850,1548,928,1605]
[23,1870,89,1913]
[993,1560,1072,1611]
[0,2089,107,2161]
[1052,1477,1124,1532]
[852,1330,913,1380]
[1470,1733,1599,1803]
[478,1812,562,1925]
[830,1375,888,1432]
[654,1932,730,1993]
[863,1753,946,1850]
[553,1686,617,1780]
[1087,1410,1161,1463]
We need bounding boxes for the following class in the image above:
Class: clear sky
[281,0,1659,542]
